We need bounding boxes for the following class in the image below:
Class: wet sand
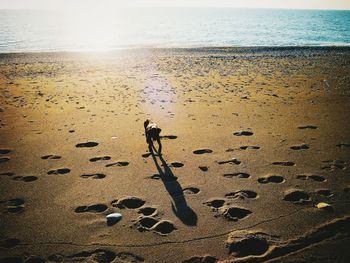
[0,47,350,263]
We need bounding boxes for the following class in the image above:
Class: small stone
[316,202,333,211]
[106,213,122,226]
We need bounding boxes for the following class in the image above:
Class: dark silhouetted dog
[144,119,162,155]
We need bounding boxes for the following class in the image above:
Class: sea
[0,8,349,53]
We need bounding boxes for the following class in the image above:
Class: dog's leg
[156,138,162,155]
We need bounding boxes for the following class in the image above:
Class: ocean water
[0,8,349,53]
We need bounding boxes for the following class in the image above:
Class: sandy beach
[1,47,350,262]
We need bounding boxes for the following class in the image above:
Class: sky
[0,0,349,10]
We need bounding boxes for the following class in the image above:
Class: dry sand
[0,47,350,263]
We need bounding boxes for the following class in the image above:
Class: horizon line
[0,6,350,11]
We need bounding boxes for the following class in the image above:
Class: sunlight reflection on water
[0,8,349,52]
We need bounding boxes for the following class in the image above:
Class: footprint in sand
[183,256,217,263]
[316,189,333,197]
[142,153,152,158]
[168,162,184,168]
[135,217,176,235]
[217,158,241,165]
[225,190,258,200]
[106,161,129,167]
[112,252,144,263]
[138,207,157,216]
[0,198,25,213]
[0,172,14,177]
[111,197,145,209]
[183,187,200,195]
[258,175,285,184]
[204,199,226,209]
[1,238,20,248]
[290,144,309,150]
[152,220,177,235]
[12,175,38,182]
[41,155,61,160]
[240,145,260,150]
[0,256,41,263]
[298,125,318,130]
[75,141,99,148]
[80,173,106,179]
[223,172,250,179]
[47,168,70,175]
[297,175,326,182]
[223,206,252,221]
[49,249,143,263]
[145,174,161,180]
[226,232,269,257]
[336,143,350,149]
[0,157,10,163]
[199,166,209,172]
[283,189,310,204]
[272,161,295,166]
[89,156,111,162]
[193,149,213,154]
[233,129,254,136]
[0,149,11,154]
[322,160,346,171]
[75,204,108,213]
[136,216,159,230]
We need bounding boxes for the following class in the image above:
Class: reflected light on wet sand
[141,74,175,120]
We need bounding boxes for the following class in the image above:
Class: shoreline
[1,45,350,56]
[1,46,350,65]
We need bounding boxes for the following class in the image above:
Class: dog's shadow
[150,150,197,226]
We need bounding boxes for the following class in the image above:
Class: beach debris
[316,202,333,211]
[106,213,122,226]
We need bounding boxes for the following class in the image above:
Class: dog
[144,119,162,154]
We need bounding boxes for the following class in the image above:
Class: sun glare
[63,9,123,51]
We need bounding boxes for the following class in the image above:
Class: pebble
[106,213,122,226]
[316,202,333,211]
